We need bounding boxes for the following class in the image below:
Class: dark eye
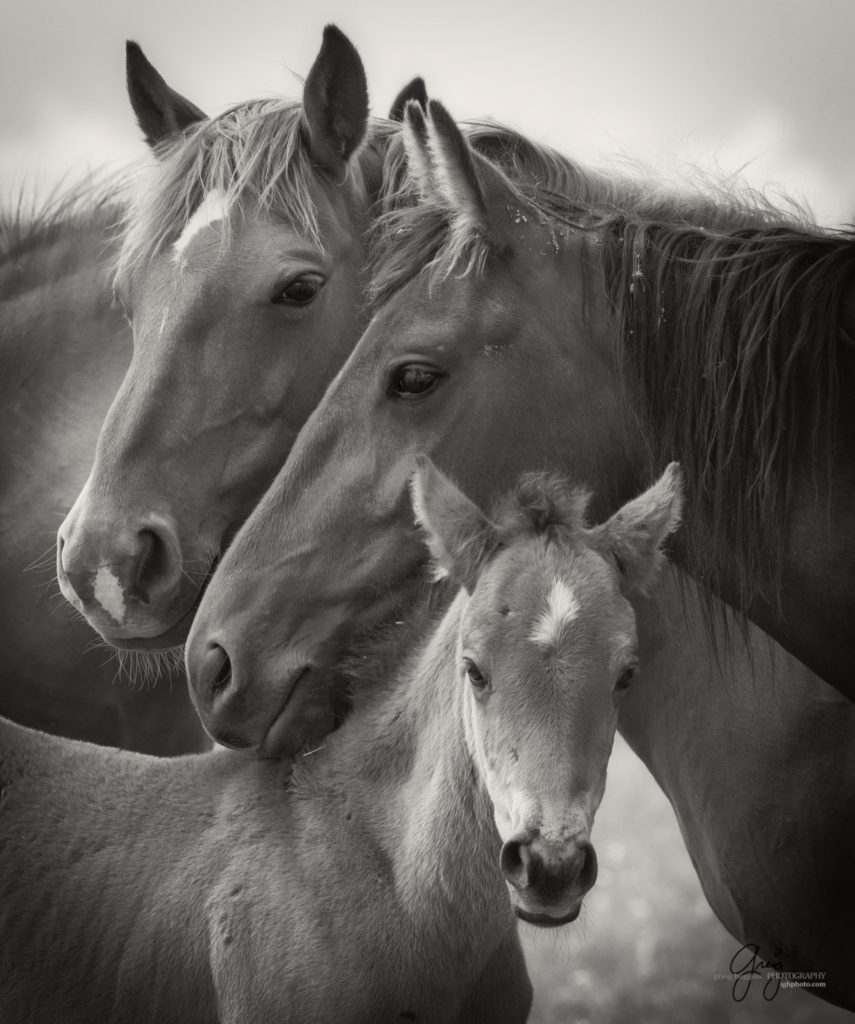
[274,274,323,306]
[390,364,441,399]
[464,658,491,696]
[613,666,636,704]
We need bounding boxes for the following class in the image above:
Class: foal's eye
[274,274,324,306]
[389,364,442,399]
[464,658,491,696]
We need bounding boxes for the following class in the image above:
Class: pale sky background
[2,0,855,226]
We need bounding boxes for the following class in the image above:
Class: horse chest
[205,829,518,1024]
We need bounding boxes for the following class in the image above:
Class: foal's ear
[126,42,207,149]
[389,77,427,122]
[588,463,684,594]
[411,456,498,593]
[302,25,369,172]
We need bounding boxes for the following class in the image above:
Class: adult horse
[0,182,205,752]
[55,27,425,657]
[0,463,680,1023]
[5,25,424,754]
[185,101,855,1007]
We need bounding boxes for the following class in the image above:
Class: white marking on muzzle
[173,190,229,262]
[93,566,127,626]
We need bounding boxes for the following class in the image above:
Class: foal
[0,461,681,1023]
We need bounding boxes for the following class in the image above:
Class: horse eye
[274,274,323,306]
[464,658,490,695]
[614,666,636,694]
[390,365,441,399]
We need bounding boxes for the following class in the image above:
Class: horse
[184,100,855,1008]
[0,461,681,1023]
[55,26,424,654]
[0,181,207,753]
[0,26,428,755]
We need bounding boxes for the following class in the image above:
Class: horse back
[0,718,220,1023]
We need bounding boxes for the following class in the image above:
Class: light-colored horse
[0,462,681,1023]
[185,100,855,1008]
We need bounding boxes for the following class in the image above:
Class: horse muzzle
[500,832,598,927]
[57,505,205,647]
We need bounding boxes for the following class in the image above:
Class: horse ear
[411,456,498,593]
[389,77,427,122]
[126,41,207,149]
[402,99,435,197]
[588,463,684,594]
[302,25,369,171]
[423,100,490,236]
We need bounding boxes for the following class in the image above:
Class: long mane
[603,216,855,607]
[369,119,815,306]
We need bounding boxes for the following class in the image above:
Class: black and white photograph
[1,1,853,1020]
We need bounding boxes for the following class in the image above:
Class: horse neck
[330,590,511,958]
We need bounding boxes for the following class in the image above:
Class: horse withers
[0,463,681,1022]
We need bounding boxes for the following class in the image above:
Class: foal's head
[413,458,683,927]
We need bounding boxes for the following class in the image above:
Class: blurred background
[3,0,855,225]
[3,0,854,1019]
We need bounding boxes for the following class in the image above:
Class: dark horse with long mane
[185,100,855,1007]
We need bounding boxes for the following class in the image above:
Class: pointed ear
[389,77,427,121]
[126,41,207,149]
[588,463,684,594]
[410,456,498,593]
[302,25,369,172]
[402,99,434,197]
[424,100,489,237]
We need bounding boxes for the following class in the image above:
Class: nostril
[134,528,165,598]
[501,840,522,875]
[579,842,598,890]
[207,644,233,699]
[500,839,531,890]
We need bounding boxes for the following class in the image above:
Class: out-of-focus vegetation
[522,737,851,1023]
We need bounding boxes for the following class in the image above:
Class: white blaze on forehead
[172,190,230,262]
[530,579,580,650]
[93,566,127,626]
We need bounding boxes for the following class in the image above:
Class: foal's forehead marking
[93,566,126,626]
[529,578,580,650]
[172,190,230,263]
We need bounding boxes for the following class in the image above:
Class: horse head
[56,27,412,651]
[413,457,683,925]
